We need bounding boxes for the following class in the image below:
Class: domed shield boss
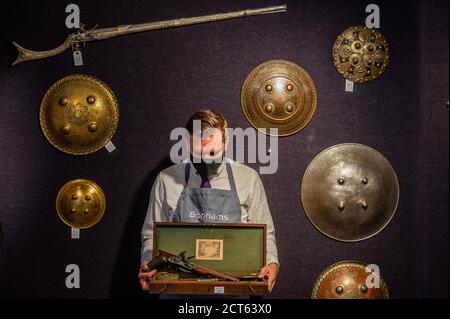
[301,143,399,241]
[40,74,119,155]
[56,179,106,229]
[333,25,390,83]
[311,261,389,299]
[241,60,317,136]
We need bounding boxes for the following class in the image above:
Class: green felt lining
[154,224,265,274]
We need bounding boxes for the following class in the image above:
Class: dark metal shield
[333,25,390,83]
[40,74,119,155]
[312,261,389,299]
[241,60,317,136]
[301,143,399,241]
[56,179,106,229]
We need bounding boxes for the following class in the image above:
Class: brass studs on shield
[241,60,317,137]
[87,95,96,104]
[285,83,294,92]
[311,261,389,299]
[264,83,273,93]
[88,122,98,132]
[333,26,389,83]
[56,179,106,229]
[301,143,399,241]
[40,74,119,155]
[60,97,69,106]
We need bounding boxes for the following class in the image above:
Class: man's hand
[138,260,157,291]
[258,263,279,292]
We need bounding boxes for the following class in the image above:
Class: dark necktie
[200,176,211,188]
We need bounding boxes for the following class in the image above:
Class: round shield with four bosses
[56,179,106,229]
[241,60,317,137]
[301,143,399,241]
[40,74,119,155]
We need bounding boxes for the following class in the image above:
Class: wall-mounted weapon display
[40,74,119,155]
[301,143,399,242]
[311,261,389,299]
[241,59,317,137]
[332,25,390,83]
[56,179,106,229]
[12,5,287,66]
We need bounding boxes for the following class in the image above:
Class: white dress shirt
[141,158,279,266]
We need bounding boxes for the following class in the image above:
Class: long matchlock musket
[12,5,286,66]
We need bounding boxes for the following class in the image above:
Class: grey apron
[172,162,241,223]
[162,162,248,299]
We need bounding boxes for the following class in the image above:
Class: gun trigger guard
[71,41,86,51]
[167,264,177,272]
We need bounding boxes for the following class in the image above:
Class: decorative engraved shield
[40,74,119,155]
[241,60,317,136]
[301,143,399,241]
[56,179,106,229]
[312,261,389,299]
[333,26,390,83]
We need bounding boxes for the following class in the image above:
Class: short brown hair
[185,109,228,143]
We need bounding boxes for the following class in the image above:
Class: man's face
[189,128,225,161]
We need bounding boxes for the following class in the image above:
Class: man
[138,109,279,292]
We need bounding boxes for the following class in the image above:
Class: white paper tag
[345,79,354,92]
[214,286,225,294]
[104,141,116,153]
[71,227,80,239]
[73,50,83,66]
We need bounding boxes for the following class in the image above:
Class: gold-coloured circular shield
[311,261,389,299]
[333,26,390,83]
[40,74,119,155]
[56,179,106,229]
[301,143,399,241]
[241,60,317,136]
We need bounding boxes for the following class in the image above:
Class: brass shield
[241,60,317,136]
[56,179,106,229]
[333,26,390,83]
[301,143,399,241]
[311,261,389,299]
[40,74,119,155]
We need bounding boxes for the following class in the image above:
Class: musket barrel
[96,5,287,39]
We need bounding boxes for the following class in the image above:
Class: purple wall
[0,0,448,298]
